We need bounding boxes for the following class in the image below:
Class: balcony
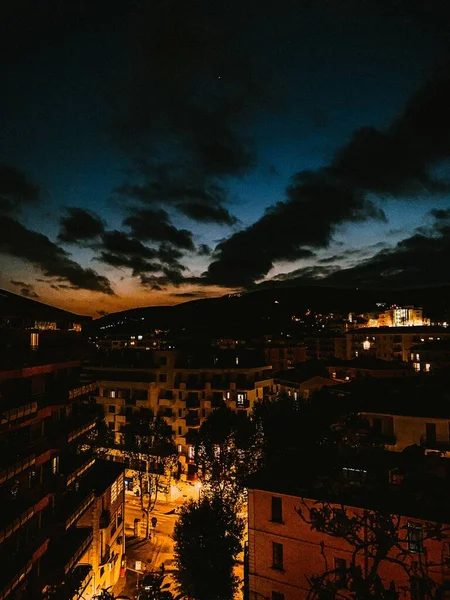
[185,415,200,428]
[68,382,97,400]
[420,436,450,452]
[62,450,95,487]
[61,487,95,530]
[99,509,111,529]
[0,532,50,599]
[51,526,94,580]
[0,401,38,427]
[66,414,97,443]
[0,479,55,545]
[186,395,200,409]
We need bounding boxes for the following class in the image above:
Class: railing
[62,488,95,530]
[0,402,38,427]
[68,382,97,400]
[186,416,200,427]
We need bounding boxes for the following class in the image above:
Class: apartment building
[326,357,414,381]
[0,342,124,600]
[264,343,306,373]
[409,340,450,373]
[304,334,346,360]
[345,327,450,362]
[248,451,450,600]
[85,348,273,467]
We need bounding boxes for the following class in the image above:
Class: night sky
[1,1,450,316]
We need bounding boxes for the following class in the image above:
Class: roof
[249,447,450,523]
[328,376,450,419]
[327,358,412,371]
[346,326,449,335]
[89,459,125,496]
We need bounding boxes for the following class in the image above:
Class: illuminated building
[0,347,124,600]
[248,452,450,600]
[345,327,450,362]
[86,349,272,480]
[365,305,430,328]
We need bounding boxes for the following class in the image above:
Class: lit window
[425,363,431,372]
[363,340,371,350]
[111,474,124,504]
[138,335,143,340]
[130,341,135,346]
[413,363,420,372]
[52,456,59,475]
[177,444,182,454]
[188,446,195,459]
[109,390,116,398]
[416,354,420,361]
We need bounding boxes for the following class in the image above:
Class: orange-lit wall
[248,489,447,600]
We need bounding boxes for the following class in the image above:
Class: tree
[195,403,262,505]
[172,493,245,600]
[296,499,450,600]
[123,408,178,538]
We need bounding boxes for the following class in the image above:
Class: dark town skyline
[1,1,450,316]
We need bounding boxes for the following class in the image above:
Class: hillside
[93,284,450,337]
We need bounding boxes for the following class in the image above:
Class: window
[334,558,347,586]
[178,427,182,435]
[111,474,124,503]
[52,456,59,475]
[160,356,167,365]
[178,409,182,417]
[272,593,285,600]
[108,422,115,430]
[159,374,167,382]
[179,392,183,400]
[108,405,116,413]
[407,522,424,553]
[272,542,283,570]
[271,496,283,523]
[109,390,116,398]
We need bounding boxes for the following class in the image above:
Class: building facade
[0,350,123,600]
[86,349,273,471]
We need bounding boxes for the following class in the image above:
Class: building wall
[248,489,447,600]
[87,351,273,462]
[346,330,450,362]
[362,412,450,453]
[77,469,125,597]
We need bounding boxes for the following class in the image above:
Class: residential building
[366,305,430,328]
[248,451,450,600]
[264,343,306,372]
[304,334,346,360]
[326,357,414,381]
[85,348,272,473]
[409,340,450,373]
[0,337,123,600]
[345,327,450,362]
[273,362,339,400]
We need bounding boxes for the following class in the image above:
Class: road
[113,492,182,598]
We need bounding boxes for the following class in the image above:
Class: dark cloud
[173,291,209,298]
[277,209,450,288]
[96,230,188,287]
[0,164,40,215]
[0,215,114,295]
[58,207,105,243]
[118,166,237,226]
[205,73,450,287]
[123,208,194,249]
[10,280,39,299]
[197,244,212,256]
[112,2,261,227]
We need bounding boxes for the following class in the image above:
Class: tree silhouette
[172,493,244,600]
